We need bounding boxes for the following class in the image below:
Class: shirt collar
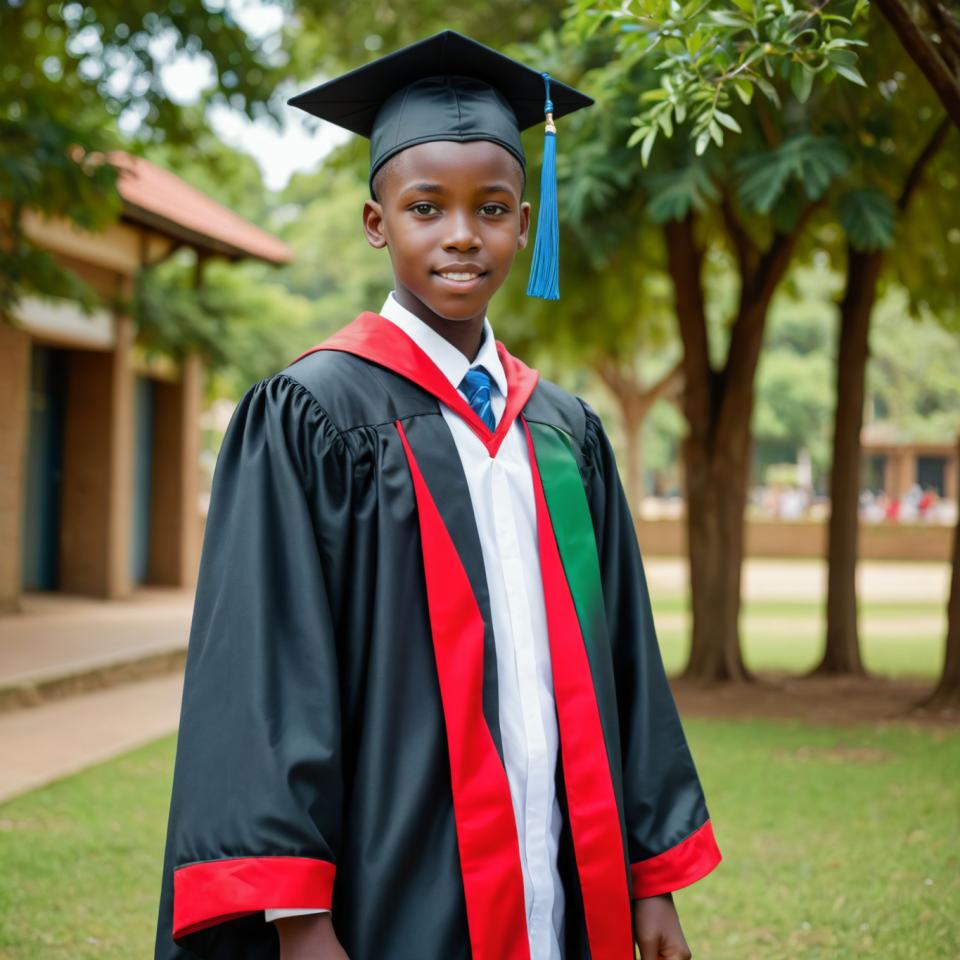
[378,292,509,398]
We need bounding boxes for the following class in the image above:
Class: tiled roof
[109,152,293,265]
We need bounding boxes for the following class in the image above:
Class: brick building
[0,154,291,611]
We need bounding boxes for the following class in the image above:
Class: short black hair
[370,148,526,203]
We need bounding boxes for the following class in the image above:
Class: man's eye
[412,203,436,215]
[480,204,507,216]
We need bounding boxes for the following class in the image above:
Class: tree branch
[919,0,960,74]
[719,185,760,287]
[664,213,713,431]
[897,114,953,211]
[875,0,960,129]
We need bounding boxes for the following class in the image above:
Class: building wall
[0,325,31,612]
[59,317,136,598]
[636,516,954,562]
[149,354,202,586]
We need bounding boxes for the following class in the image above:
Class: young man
[154,30,722,960]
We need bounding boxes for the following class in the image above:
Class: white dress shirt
[268,293,566,960]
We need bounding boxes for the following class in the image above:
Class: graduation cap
[288,30,594,300]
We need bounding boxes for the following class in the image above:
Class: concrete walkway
[642,557,950,604]
[0,588,192,803]
[0,673,183,803]
[0,587,192,690]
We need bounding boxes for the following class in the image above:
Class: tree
[495,74,686,517]
[565,0,872,682]
[929,436,960,708]
[567,1,960,689]
[859,0,960,707]
[272,165,395,342]
[873,0,960,128]
[287,1,564,77]
[135,256,314,399]
[819,154,951,675]
[0,1,287,315]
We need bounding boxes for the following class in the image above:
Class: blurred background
[0,1,957,957]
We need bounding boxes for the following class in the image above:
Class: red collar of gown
[292,311,540,458]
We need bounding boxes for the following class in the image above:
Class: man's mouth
[433,264,487,287]
[438,271,482,282]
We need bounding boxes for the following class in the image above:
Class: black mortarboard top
[288,30,594,300]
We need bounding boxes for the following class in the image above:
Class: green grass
[0,737,175,959]
[650,596,945,619]
[676,719,960,960]
[1,723,958,960]
[651,597,946,679]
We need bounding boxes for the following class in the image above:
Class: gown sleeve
[579,399,723,901]
[154,374,350,958]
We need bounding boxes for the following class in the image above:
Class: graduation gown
[154,312,722,960]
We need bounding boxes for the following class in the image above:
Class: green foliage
[134,258,315,397]
[147,122,274,223]
[645,159,721,222]
[881,142,960,323]
[867,286,960,443]
[272,167,395,342]
[837,187,896,251]
[749,263,960,486]
[736,134,850,213]
[287,1,566,79]
[566,0,871,163]
[752,265,838,482]
[3,2,286,143]
[0,1,285,318]
[755,346,834,476]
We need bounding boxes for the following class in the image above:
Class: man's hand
[274,913,349,960]
[632,892,692,960]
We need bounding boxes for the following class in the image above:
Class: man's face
[363,140,531,323]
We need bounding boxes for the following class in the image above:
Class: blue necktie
[459,366,496,431]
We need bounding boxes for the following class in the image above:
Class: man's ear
[517,200,532,251]
[362,199,387,249]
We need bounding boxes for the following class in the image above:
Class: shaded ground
[672,672,959,730]
[647,557,955,729]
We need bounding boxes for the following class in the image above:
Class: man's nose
[442,209,481,251]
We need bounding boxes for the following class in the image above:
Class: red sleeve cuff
[173,855,336,938]
[630,818,722,899]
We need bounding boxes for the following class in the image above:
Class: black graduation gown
[154,312,722,960]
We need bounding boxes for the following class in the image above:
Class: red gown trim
[172,855,335,938]
[630,818,723,899]
[293,312,539,458]
[522,418,636,959]
[396,420,530,960]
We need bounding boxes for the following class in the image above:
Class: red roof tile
[109,152,293,265]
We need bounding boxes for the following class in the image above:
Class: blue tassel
[526,73,560,301]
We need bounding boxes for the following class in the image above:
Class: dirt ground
[671,672,959,731]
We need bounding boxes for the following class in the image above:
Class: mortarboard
[288,30,593,300]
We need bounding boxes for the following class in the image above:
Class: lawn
[1,720,957,960]
[650,596,946,679]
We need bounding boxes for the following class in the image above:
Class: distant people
[779,486,807,519]
[918,486,938,521]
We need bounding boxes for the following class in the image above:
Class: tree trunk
[682,408,754,682]
[664,207,808,684]
[815,246,883,675]
[621,405,645,519]
[593,355,683,519]
[922,435,960,708]
[816,118,950,677]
